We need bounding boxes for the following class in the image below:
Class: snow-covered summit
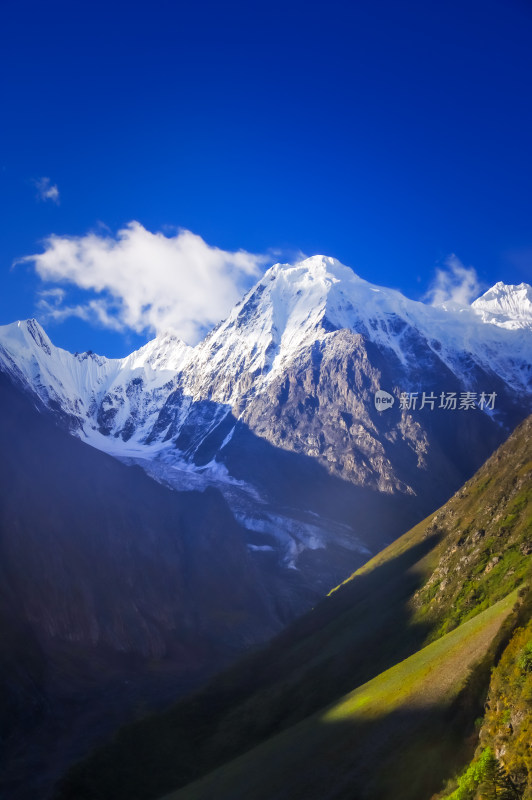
[120,331,192,373]
[189,255,531,398]
[0,319,191,442]
[0,257,530,455]
[0,317,54,358]
[0,318,118,411]
[471,282,532,330]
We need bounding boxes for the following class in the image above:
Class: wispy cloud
[424,255,483,307]
[22,223,269,344]
[37,295,125,332]
[34,177,60,204]
[35,287,125,332]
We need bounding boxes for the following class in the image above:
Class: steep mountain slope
[166,593,520,800]
[436,612,532,800]
[0,372,301,800]
[478,618,532,798]
[0,372,285,660]
[56,416,532,800]
[1,258,530,579]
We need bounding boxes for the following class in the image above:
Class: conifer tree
[478,750,520,799]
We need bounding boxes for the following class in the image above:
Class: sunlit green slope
[167,593,519,800]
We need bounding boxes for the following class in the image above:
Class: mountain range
[1,257,531,576]
[0,256,531,797]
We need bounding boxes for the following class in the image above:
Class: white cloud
[424,255,482,308]
[22,222,269,344]
[36,288,125,332]
[34,177,60,204]
[38,287,66,304]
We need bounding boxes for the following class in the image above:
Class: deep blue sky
[1,0,531,356]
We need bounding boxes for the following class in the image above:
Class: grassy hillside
[436,596,532,800]
[333,414,532,638]
[166,592,519,800]
[56,416,532,800]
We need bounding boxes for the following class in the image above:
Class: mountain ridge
[1,258,530,449]
[1,256,530,581]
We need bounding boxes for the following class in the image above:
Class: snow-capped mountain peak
[0,259,531,577]
[471,281,532,330]
[1,258,531,459]
[120,331,193,373]
[0,317,53,357]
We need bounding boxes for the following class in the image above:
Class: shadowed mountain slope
[56,416,532,800]
[0,372,297,799]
